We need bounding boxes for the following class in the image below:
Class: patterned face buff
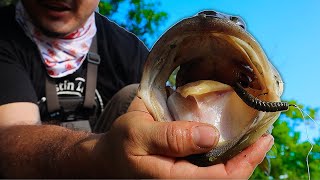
[15,1,97,78]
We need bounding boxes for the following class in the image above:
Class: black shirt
[0,5,149,123]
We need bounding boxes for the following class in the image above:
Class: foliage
[99,0,167,46]
[0,0,18,7]
[250,101,320,179]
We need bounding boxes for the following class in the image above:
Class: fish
[137,10,286,166]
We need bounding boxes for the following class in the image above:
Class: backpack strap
[45,76,61,118]
[83,35,100,109]
[45,34,100,119]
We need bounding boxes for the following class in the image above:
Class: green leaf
[99,0,167,47]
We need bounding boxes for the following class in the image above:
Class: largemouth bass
[137,10,287,166]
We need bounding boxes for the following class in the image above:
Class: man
[0,0,274,178]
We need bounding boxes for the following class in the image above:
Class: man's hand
[103,97,274,178]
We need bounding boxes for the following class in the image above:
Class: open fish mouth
[138,11,286,166]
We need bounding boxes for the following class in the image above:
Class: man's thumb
[145,121,220,157]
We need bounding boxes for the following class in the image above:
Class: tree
[99,0,167,46]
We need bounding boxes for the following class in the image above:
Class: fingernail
[262,134,274,150]
[267,136,274,149]
[192,125,219,148]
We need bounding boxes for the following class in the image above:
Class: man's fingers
[179,134,274,179]
[224,134,274,178]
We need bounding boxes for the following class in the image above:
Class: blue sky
[148,0,320,110]
[145,0,320,141]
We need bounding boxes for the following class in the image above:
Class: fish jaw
[137,12,283,166]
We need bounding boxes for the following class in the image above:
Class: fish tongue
[167,89,232,128]
[167,80,233,127]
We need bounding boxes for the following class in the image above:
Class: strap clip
[87,52,101,65]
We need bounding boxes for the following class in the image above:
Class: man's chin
[34,19,76,38]
[38,26,71,38]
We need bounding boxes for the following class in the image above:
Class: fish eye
[230,16,246,29]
